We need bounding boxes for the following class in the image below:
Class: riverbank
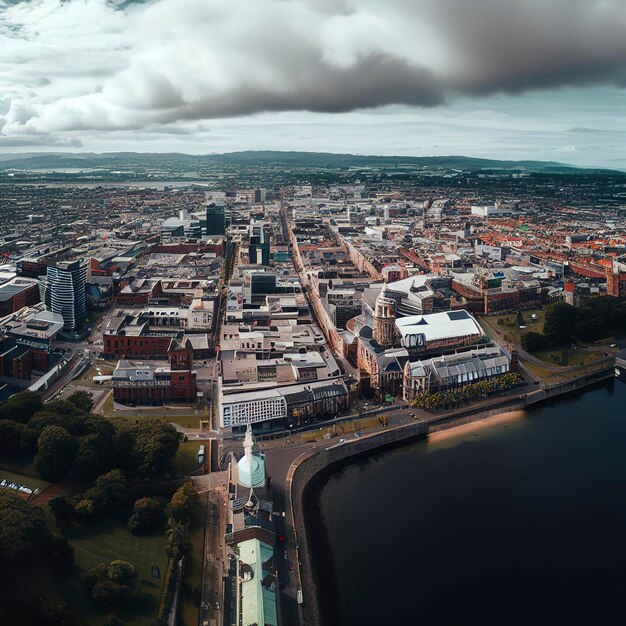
[428,409,526,443]
[289,368,615,626]
[305,379,626,626]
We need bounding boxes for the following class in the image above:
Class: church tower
[373,289,397,349]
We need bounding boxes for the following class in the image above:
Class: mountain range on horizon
[0,150,623,175]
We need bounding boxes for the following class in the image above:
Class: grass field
[481,309,545,345]
[0,455,39,477]
[99,393,208,429]
[0,457,51,493]
[520,359,554,379]
[481,311,608,369]
[173,440,206,475]
[59,514,169,626]
[532,345,607,367]
[300,415,383,443]
[0,468,51,494]
[178,495,207,626]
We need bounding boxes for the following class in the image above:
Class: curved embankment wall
[289,366,614,625]
[289,367,614,625]
[290,420,429,626]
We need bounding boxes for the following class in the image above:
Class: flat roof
[396,310,483,343]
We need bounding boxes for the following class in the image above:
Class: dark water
[312,381,626,626]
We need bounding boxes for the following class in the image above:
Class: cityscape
[2,2,626,626]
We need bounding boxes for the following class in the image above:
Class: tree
[128,497,163,534]
[39,599,82,626]
[115,421,179,478]
[574,317,604,342]
[0,419,24,456]
[44,399,89,420]
[81,560,137,607]
[91,580,130,607]
[521,331,550,353]
[72,433,116,481]
[83,415,116,439]
[107,560,138,587]
[34,425,79,481]
[81,563,110,595]
[165,518,191,561]
[74,498,95,518]
[48,495,75,524]
[0,489,48,571]
[170,483,200,525]
[67,390,94,413]
[543,302,577,342]
[47,533,74,573]
[0,391,42,423]
[78,469,129,517]
[30,405,86,437]
[20,425,39,455]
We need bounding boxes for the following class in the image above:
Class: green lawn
[520,359,553,379]
[0,455,39,477]
[59,515,169,626]
[0,468,51,495]
[532,345,606,367]
[565,350,605,367]
[178,494,207,626]
[99,394,207,430]
[0,457,51,494]
[533,344,570,365]
[481,309,545,345]
[173,440,206,476]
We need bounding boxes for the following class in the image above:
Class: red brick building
[111,341,197,406]
[104,331,178,359]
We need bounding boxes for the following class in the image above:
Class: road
[265,442,314,626]
[194,471,228,626]
[257,386,544,625]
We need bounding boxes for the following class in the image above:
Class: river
[311,380,626,625]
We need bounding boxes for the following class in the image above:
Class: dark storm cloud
[2,0,626,134]
[175,54,444,119]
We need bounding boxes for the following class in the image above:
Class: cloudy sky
[1,0,626,167]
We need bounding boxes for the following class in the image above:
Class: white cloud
[0,0,626,167]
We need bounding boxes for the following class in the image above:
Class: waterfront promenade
[261,361,615,626]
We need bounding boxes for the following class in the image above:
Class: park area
[480,308,611,370]
[480,308,545,345]
[56,514,169,626]
[98,391,210,430]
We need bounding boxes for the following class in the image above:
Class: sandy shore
[428,408,528,445]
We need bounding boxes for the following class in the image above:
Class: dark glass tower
[205,202,225,236]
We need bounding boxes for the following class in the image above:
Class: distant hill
[0,150,618,174]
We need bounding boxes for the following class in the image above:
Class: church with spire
[226,425,278,626]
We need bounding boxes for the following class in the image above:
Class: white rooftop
[395,310,483,343]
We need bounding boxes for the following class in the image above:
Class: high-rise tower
[40,260,87,331]
[205,202,225,236]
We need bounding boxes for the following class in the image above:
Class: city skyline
[2,0,626,168]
